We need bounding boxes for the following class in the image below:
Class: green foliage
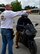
[11,1,22,11]
[24,5,38,10]
[0,4,5,7]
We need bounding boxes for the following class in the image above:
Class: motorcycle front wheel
[28,40,37,54]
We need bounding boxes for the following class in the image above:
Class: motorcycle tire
[28,40,37,54]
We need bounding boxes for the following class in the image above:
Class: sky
[0,0,40,8]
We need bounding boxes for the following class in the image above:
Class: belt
[1,28,13,30]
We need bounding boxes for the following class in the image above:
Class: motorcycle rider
[15,13,33,48]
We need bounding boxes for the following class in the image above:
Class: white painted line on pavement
[34,37,40,39]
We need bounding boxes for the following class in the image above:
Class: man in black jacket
[15,13,32,48]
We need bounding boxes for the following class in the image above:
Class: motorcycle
[18,23,38,54]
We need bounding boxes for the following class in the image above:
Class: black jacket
[16,16,32,31]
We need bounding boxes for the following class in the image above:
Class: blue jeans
[1,28,13,54]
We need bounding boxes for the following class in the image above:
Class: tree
[11,1,22,11]
[24,6,31,10]
[24,5,38,10]
[0,4,5,7]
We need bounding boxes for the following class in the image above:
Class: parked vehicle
[16,13,38,54]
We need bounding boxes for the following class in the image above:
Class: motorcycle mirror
[35,23,39,27]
